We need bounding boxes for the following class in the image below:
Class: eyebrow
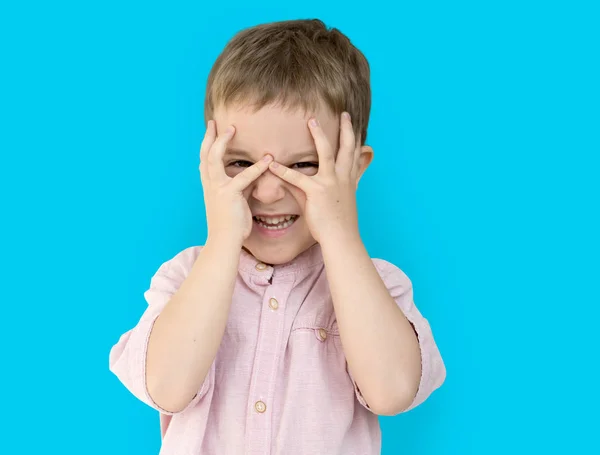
[225,148,319,162]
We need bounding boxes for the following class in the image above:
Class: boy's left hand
[268,112,363,244]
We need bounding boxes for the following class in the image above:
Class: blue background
[1,1,598,453]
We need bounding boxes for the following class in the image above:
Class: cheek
[298,167,318,177]
[225,166,244,178]
[288,186,306,208]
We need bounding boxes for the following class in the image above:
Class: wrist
[205,232,244,253]
[318,227,363,251]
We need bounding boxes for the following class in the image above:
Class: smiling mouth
[253,215,299,230]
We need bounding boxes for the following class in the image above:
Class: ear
[355,145,374,188]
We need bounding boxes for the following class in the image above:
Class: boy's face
[213,102,345,265]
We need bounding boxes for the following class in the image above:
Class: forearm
[146,236,241,412]
[320,233,421,414]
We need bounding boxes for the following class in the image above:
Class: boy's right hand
[199,120,272,245]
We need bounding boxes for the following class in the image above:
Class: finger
[351,130,363,180]
[268,161,314,192]
[207,125,235,180]
[199,120,216,182]
[334,112,356,176]
[200,120,216,164]
[308,118,335,175]
[230,155,274,192]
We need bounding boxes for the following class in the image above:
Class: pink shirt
[109,243,445,455]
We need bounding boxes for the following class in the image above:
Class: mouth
[252,214,299,231]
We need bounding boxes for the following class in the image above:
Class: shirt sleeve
[350,258,446,413]
[108,246,214,415]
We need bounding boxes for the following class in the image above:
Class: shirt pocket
[286,296,353,408]
[289,294,340,340]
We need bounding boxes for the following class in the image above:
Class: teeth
[253,215,297,230]
[255,215,296,225]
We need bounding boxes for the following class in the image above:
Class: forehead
[213,102,339,158]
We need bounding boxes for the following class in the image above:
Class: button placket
[244,281,291,453]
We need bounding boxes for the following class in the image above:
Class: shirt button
[255,262,267,271]
[255,400,267,413]
[269,298,279,310]
[317,328,328,341]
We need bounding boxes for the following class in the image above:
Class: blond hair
[204,19,371,144]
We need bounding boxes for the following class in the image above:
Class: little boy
[110,18,445,455]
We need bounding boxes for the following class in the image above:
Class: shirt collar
[238,242,324,283]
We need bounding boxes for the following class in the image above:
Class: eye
[292,162,319,169]
[228,160,253,168]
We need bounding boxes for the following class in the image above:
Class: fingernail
[309,118,319,127]
[263,154,272,162]
[343,112,351,121]
[226,125,234,134]
[270,161,279,168]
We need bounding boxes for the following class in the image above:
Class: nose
[250,171,286,205]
